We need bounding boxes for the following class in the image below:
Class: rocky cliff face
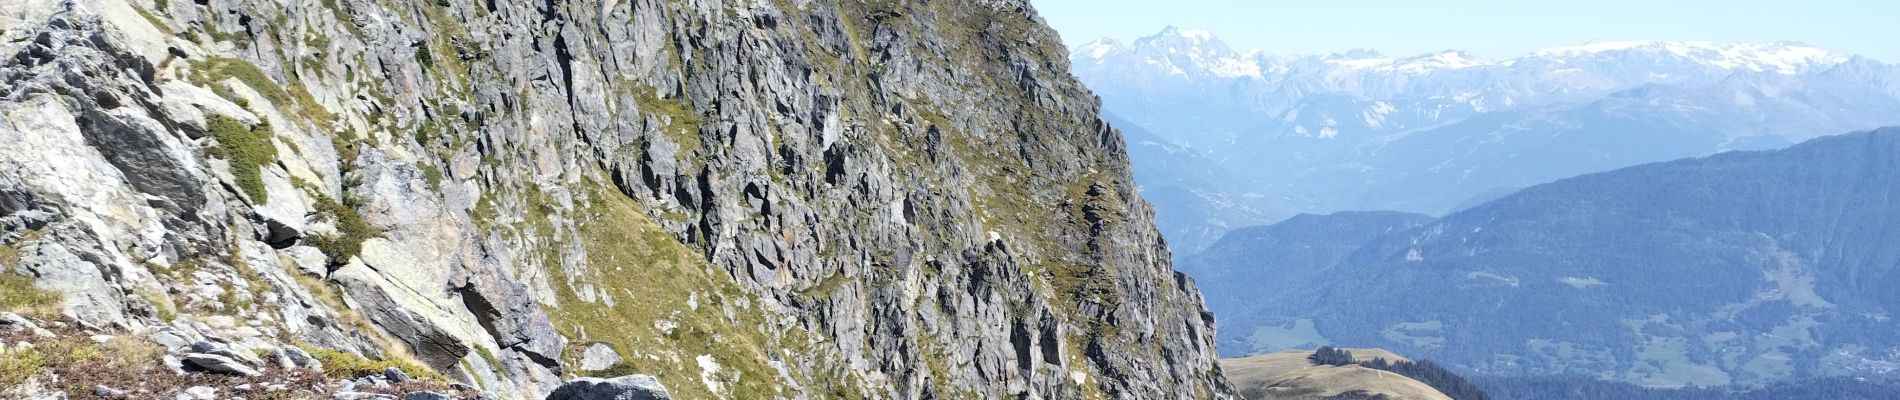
[0,0,1231,398]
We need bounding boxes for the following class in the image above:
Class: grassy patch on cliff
[621,82,703,163]
[535,181,797,399]
[904,103,1124,323]
[132,7,171,34]
[2,232,60,316]
[204,115,278,203]
[305,191,374,265]
[191,57,292,107]
[303,347,444,380]
[192,56,336,131]
[0,273,60,316]
[0,332,167,393]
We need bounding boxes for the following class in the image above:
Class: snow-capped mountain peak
[1073,28,1868,83]
[1405,51,1488,69]
[1133,25,1238,55]
[1328,50,1493,74]
[1168,26,1217,43]
[1528,40,1851,74]
[1075,38,1124,61]
[1074,26,1261,78]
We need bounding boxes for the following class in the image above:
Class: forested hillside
[1210,129,1900,386]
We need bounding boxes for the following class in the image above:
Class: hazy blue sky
[1032,0,1900,61]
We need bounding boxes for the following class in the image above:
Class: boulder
[401,392,456,400]
[182,386,217,400]
[93,384,128,398]
[383,366,411,383]
[181,353,262,377]
[577,343,623,372]
[545,375,670,400]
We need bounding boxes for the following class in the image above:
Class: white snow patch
[1532,40,1848,74]
[1208,57,1262,78]
[1077,40,1120,60]
[1362,101,1397,129]
[1177,28,1215,42]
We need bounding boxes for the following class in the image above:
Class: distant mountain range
[1074,27,1900,252]
[1115,112,1304,253]
[1186,129,1900,387]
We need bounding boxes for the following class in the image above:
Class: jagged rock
[383,367,410,383]
[331,393,397,400]
[161,354,186,374]
[181,353,262,377]
[181,386,217,400]
[190,340,265,366]
[150,329,193,352]
[284,346,323,370]
[0,313,54,338]
[0,312,33,329]
[577,343,623,372]
[92,384,128,399]
[545,375,670,400]
[353,374,392,390]
[202,316,237,330]
[401,392,456,400]
[329,260,473,371]
[2,377,63,400]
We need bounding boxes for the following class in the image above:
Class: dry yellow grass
[1222,348,1452,400]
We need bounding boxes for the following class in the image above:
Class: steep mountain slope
[1214,129,1900,386]
[1117,113,1299,253]
[0,0,1231,398]
[1070,28,1900,221]
[1179,211,1433,334]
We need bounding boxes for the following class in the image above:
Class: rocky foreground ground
[0,311,669,399]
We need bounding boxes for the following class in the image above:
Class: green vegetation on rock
[0,272,60,316]
[191,57,292,107]
[305,191,374,266]
[626,83,703,163]
[535,181,802,399]
[204,115,278,203]
[304,346,445,381]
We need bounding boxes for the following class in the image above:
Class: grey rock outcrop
[545,375,669,400]
[0,0,1234,398]
[92,385,128,399]
[403,392,457,400]
[181,386,217,400]
[181,353,262,377]
[576,343,623,372]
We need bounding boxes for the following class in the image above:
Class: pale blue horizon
[1030,0,1900,61]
